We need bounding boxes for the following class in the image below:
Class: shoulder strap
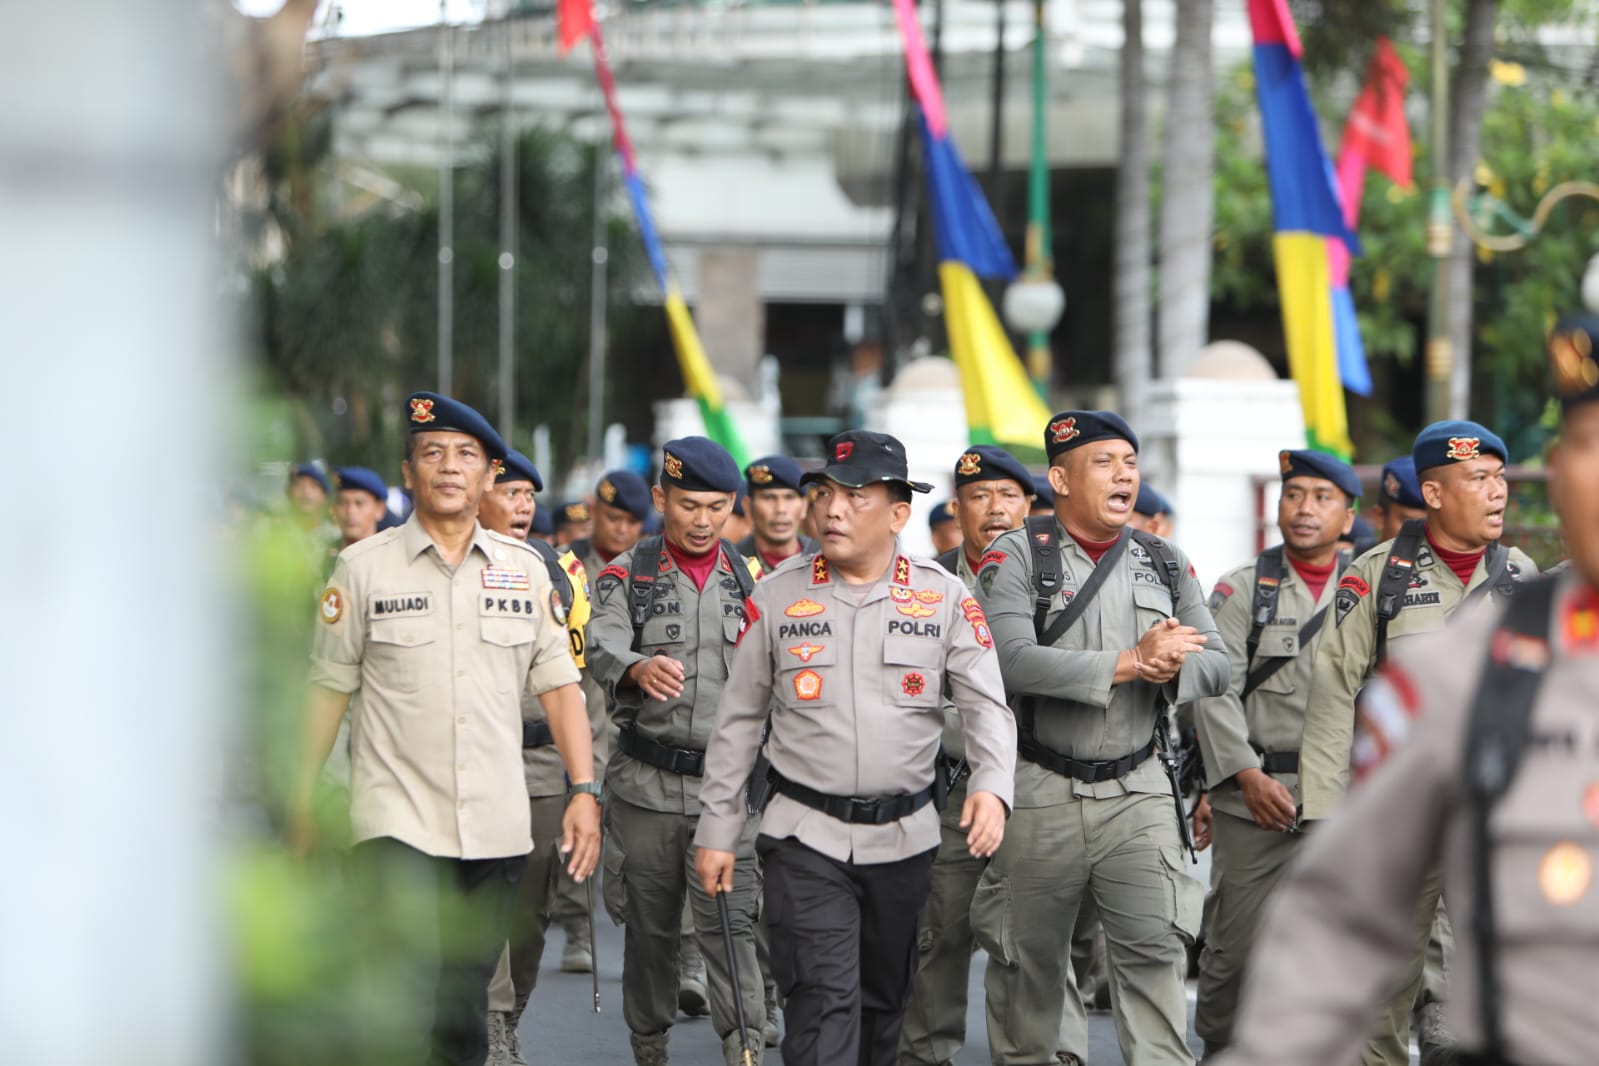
[570,537,592,561]
[627,535,665,653]
[530,538,573,616]
[1240,551,1348,702]
[1462,540,1518,609]
[1024,515,1063,641]
[1129,529,1181,611]
[1245,545,1286,672]
[720,539,756,601]
[1463,574,1559,1062]
[1038,530,1130,649]
[936,547,961,575]
[1374,518,1426,665]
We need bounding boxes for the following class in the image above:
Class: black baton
[715,881,755,1066]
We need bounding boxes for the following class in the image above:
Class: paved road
[516,914,1205,1064]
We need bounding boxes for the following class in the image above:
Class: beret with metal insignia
[801,430,934,493]
[1031,474,1054,503]
[1134,483,1173,517]
[404,391,507,462]
[1549,312,1599,412]
[660,436,743,493]
[332,466,386,501]
[594,470,653,521]
[928,498,958,530]
[1378,455,1424,509]
[1278,449,1361,500]
[745,454,805,495]
[496,449,544,492]
[556,501,590,527]
[952,444,1033,495]
[1412,420,1507,474]
[1043,410,1139,460]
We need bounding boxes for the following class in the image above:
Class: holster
[745,749,777,816]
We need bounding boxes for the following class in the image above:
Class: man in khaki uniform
[1215,316,1599,1066]
[975,411,1229,1066]
[1191,450,1360,1056]
[292,393,601,1066]
[478,450,600,1066]
[1297,420,1536,1065]
[587,438,766,1066]
[902,445,1074,1065]
[695,429,1016,1066]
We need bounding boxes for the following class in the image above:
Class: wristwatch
[567,780,603,803]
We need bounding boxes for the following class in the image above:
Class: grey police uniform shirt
[976,521,1231,807]
[1220,573,1599,1066]
[938,547,986,760]
[1195,555,1337,821]
[1298,534,1537,820]
[586,542,752,816]
[695,548,1017,865]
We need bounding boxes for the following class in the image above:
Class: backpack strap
[569,537,592,562]
[1024,515,1063,641]
[1245,545,1286,671]
[1462,574,1559,1062]
[1462,540,1519,610]
[530,538,574,620]
[1374,518,1426,666]
[720,539,756,601]
[1129,529,1181,612]
[1038,531,1130,649]
[935,547,961,575]
[627,535,665,653]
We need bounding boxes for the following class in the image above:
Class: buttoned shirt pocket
[776,638,835,708]
[366,617,436,693]
[1132,581,1175,626]
[640,611,688,655]
[883,636,942,710]
[480,597,541,692]
[1251,622,1302,696]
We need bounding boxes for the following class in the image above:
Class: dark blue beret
[1031,474,1054,503]
[1412,420,1507,474]
[953,445,1033,494]
[405,391,507,462]
[644,512,664,534]
[530,507,555,536]
[732,488,747,516]
[928,498,958,529]
[660,436,742,494]
[745,455,805,495]
[1345,515,1377,555]
[332,466,385,500]
[595,470,653,521]
[1044,410,1138,460]
[290,463,330,494]
[1134,483,1171,517]
[556,501,590,527]
[1278,449,1361,500]
[495,449,543,492]
[1379,456,1424,509]
[1549,313,1599,412]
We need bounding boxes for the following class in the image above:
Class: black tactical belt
[1018,735,1156,783]
[1260,751,1300,774]
[617,727,706,777]
[771,770,935,825]
[522,721,555,749]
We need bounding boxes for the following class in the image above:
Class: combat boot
[761,981,780,1047]
[630,1031,670,1066]
[1416,1002,1459,1066]
[503,1009,529,1066]
[678,945,708,1017]
[485,1011,511,1066]
[721,1029,764,1066]
[560,918,593,974]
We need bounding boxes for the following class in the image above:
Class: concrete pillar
[866,356,971,557]
[695,246,765,393]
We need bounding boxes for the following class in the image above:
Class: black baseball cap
[800,430,933,494]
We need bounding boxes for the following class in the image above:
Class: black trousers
[351,837,523,1066]
[758,834,937,1066]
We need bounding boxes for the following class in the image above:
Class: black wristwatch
[567,781,603,803]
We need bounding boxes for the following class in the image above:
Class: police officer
[287,461,330,523]
[975,410,1230,1066]
[1298,419,1538,1065]
[903,445,1066,1066]
[1029,474,1055,518]
[560,470,652,973]
[587,438,766,1066]
[694,429,1017,1066]
[1129,483,1174,538]
[724,487,755,547]
[332,466,388,550]
[554,500,592,550]
[294,392,601,1066]
[1373,455,1427,540]
[1191,450,1360,1056]
[928,499,963,556]
[478,450,599,1066]
[1213,315,1599,1066]
[529,506,556,544]
[737,455,817,571]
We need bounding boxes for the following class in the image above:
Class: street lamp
[1002,0,1063,401]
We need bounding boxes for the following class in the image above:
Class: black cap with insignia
[802,430,933,493]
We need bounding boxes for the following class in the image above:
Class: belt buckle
[848,796,882,822]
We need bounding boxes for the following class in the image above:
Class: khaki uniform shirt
[1195,555,1337,821]
[523,546,596,798]
[586,542,758,816]
[1298,535,1536,819]
[695,548,1017,865]
[976,523,1230,807]
[309,515,580,859]
[1221,574,1599,1066]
